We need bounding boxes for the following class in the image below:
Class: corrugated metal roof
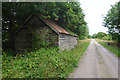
[41,17,70,35]
[23,14,78,37]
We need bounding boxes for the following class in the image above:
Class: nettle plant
[32,29,57,49]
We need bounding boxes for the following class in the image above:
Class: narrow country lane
[69,39,118,78]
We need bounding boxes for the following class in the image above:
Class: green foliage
[92,32,112,40]
[96,40,120,57]
[32,32,50,49]
[92,33,97,38]
[102,34,112,40]
[2,40,90,78]
[96,32,107,39]
[111,33,119,42]
[103,2,120,42]
[87,35,92,38]
[2,2,88,50]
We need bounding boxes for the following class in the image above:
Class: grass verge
[2,39,91,78]
[95,39,120,57]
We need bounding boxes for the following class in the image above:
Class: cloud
[79,0,119,35]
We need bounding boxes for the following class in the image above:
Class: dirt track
[69,39,118,78]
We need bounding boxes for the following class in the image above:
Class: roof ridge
[23,14,78,37]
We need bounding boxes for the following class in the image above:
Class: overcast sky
[79,0,119,35]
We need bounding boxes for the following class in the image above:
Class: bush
[2,40,90,78]
[102,35,112,40]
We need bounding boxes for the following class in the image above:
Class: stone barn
[15,15,78,51]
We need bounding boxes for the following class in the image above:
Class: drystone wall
[58,34,77,51]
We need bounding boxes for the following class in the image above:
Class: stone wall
[15,25,58,50]
[33,26,58,47]
[15,16,58,51]
[15,15,77,51]
[58,34,77,51]
[15,27,33,50]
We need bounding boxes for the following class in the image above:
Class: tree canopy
[92,33,97,38]
[2,2,88,50]
[96,32,107,39]
[103,1,120,42]
[92,32,112,40]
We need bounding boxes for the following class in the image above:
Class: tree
[2,3,38,50]
[102,34,112,40]
[96,32,107,39]
[2,2,88,50]
[103,1,120,42]
[92,33,97,38]
[88,35,92,38]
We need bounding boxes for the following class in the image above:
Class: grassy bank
[95,39,120,57]
[2,39,91,78]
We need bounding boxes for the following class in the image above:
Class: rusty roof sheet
[41,17,70,35]
[23,15,78,37]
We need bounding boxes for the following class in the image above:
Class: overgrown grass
[2,39,90,78]
[95,39,120,57]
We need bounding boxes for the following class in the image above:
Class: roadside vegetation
[102,1,119,42]
[95,39,120,57]
[2,39,91,78]
[92,32,112,41]
[2,2,91,78]
[90,2,120,48]
[90,31,120,57]
[2,2,89,50]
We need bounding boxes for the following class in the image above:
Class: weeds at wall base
[2,40,91,78]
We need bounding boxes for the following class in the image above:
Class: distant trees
[103,1,120,42]
[97,32,107,39]
[92,33,97,38]
[2,2,88,50]
[102,34,112,40]
[93,2,120,42]
[92,32,112,40]
[87,35,92,39]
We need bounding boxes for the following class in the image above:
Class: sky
[79,0,119,35]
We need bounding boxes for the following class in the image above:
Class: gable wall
[33,26,58,47]
[15,27,33,50]
[58,34,77,51]
[15,16,77,51]
[15,16,58,51]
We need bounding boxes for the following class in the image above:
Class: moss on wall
[32,26,58,49]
